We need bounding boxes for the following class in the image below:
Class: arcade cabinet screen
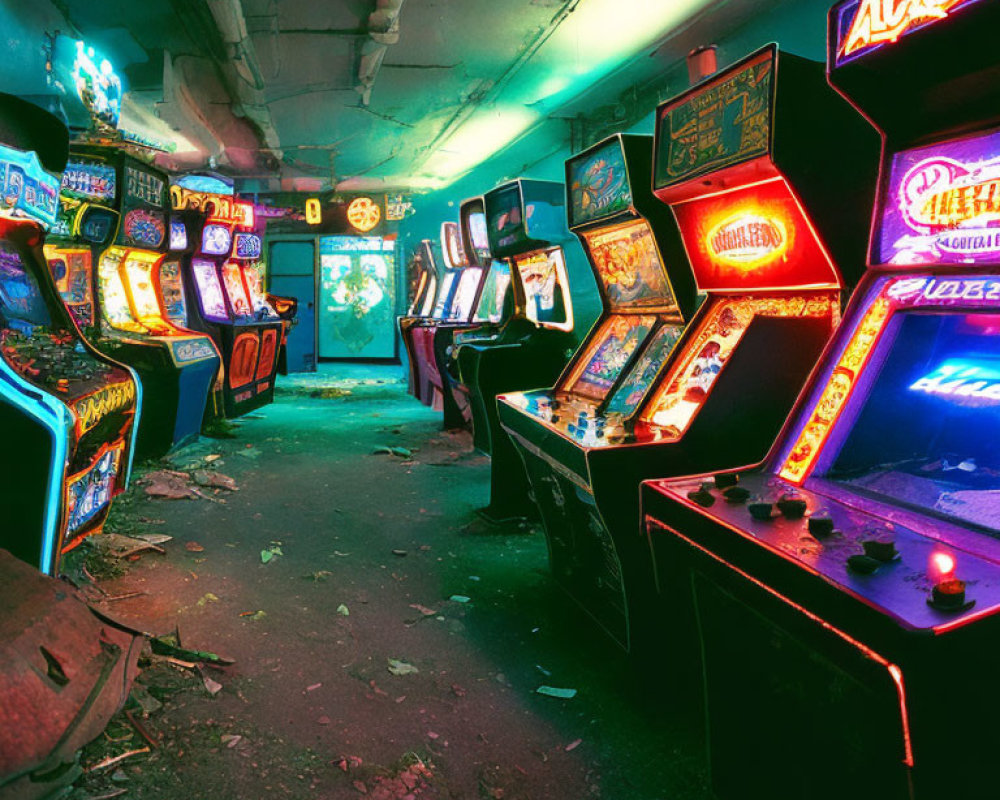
[568,139,632,227]
[450,267,483,321]
[169,220,188,251]
[244,265,277,319]
[159,260,187,326]
[488,186,526,251]
[62,160,116,202]
[825,311,1000,534]
[473,260,511,323]
[123,256,163,322]
[98,252,142,332]
[878,126,1000,267]
[222,262,253,319]
[0,242,52,329]
[567,314,656,400]
[516,248,570,329]
[235,233,262,260]
[468,210,490,263]
[193,259,229,321]
[420,274,437,317]
[433,271,457,319]
[202,224,232,256]
[605,323,684,417]
[120,166,167,249]
[583,220,675,311]
[48,249,94,328]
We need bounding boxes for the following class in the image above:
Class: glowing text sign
[910,359,1000,405]
[833,0,982,66]
[879,127,1000,265]
[170,186,254,228]
[707,213,787,267]
[0,144,60,228]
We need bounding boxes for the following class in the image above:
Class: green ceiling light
[419,0,714,189]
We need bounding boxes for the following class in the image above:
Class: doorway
[268,238,317,373]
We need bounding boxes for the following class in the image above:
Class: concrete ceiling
[0,0,829,195]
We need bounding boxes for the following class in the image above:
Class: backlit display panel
[243,264,277,319]
[672,178,839,292]
[878,126,1000,266]
[222,261,253,319]
[193,259,228,321]
[645,293,838,438]
[159,259,187,326]
[0,241,52,329]
[824,311,1000,534]
[98,249,142,332]
[442,221,466,269]
[202,223,232,256]
[169,219,188,251]
[62,160,115,202]
[123,254,162,322]
[605,323,684,417]
[566,314,656,400]
[473,260,511,323]
[516,248,572,331]
[468,210,490,262]
[568,139,632,227]
[487,185,525,252]
[234,232,262,260]
[583,219,676,311]
[655,50,773,190]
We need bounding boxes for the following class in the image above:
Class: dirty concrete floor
[73,365,710,800]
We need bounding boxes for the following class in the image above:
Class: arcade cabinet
[46,146,221,460]
[0,94,141,575]
[642,4,1000,798]
[169,186,283,417]
[505,46,878,650]
[451,178,600,521]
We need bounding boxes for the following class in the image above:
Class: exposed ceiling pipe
[204,0,283,157]
[355,0,407,107]
[156,52,226,162]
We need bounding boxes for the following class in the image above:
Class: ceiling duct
[356,0,407,107]
[156,52,225,163]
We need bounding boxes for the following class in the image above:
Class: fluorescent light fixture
[420,0,712,187]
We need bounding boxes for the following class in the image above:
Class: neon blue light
[0,144,61,228]
[174,174,233,195]
[910,358,1000,405]
[0,360,69,574]
[70,39,124,129]
[122,364,142,490]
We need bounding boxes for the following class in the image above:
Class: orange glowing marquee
[171,186,254,228]
[834,0,978,65]
[672,178,839,292]
[347,196,381,232]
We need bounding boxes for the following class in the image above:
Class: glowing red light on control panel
[930,551,956,581]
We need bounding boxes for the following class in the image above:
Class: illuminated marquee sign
[62,161,116,201]
[125,166,165,208]
[672,178,838,292]
[708,213,787,267]
[568,139,631,227]
[347,196,381,232]
[305,197,322,225]
[0,144,60,228]
[780,274,1000,483]
[879,127,1000,265]
[234,232,262,260]
[910,359,1000,405]
[833,0,982,65]
[170,186,255,228]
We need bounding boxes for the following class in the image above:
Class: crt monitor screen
[0,242,52,329]
[515,248,571,330]
[473,260,511,323]
[826,311,1000,535]
[450,267,482,321]
[202,224,232,256]
[432,271,457,319]
[605,323,684,417]
[583,219,676,311]
[567,314,657,400]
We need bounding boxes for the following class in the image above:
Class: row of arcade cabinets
[45,146,221,460]
[401,199,514,430]
[449,179,599,521]
[0,95,141,575]
[641,2,1000,798]
[499,45,877,649]
[167,183,283,418]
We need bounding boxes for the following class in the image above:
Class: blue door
[268,240,316,373]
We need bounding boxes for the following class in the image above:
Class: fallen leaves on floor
[260,544,283,564]
[86,533,166,560]
[387,658,419,676]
